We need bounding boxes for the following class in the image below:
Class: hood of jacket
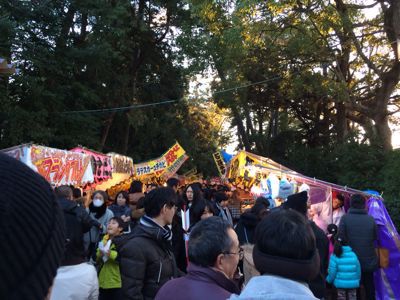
[253,244,320,283]
[58,197,78,213]
[342,245,354,253]
[229,275,318,300]
[113,231,135,251]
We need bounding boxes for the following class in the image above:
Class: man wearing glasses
[155,217,241,300]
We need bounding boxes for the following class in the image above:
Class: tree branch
[345,2,379,9]
[334,0,383,77]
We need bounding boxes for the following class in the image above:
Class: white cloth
[98,239,112,263]
[229,275,318,300]
[50,263,99,300]
[311,200,332,228]
[267,174,280,199]
[332,207,345,226]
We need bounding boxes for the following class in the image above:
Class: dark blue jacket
[109,204,131,218]
[338,208,378,272]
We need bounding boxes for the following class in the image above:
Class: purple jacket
[155,263,240,300]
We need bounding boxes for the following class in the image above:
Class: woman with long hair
[181,183,203,227]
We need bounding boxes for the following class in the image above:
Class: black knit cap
[283,191,308,215]
[0,153,65,300]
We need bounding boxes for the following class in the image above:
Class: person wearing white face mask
[84,190,114,261]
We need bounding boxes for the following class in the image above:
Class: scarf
[89,202,107,219]
[141,215,172,241]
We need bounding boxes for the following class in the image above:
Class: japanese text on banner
[135,157,167,176]
[213,151,226,176]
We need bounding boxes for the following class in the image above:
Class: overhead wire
[61,100,177,114]
[61,73,286,114]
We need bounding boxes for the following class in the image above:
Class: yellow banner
[134,142,187,178]
[213,151,226,176]
[134,156,166,177]
[164,142,186,167]
[162,154,189,179]
[228,151,246,179]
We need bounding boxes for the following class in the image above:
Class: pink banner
[70,147,112,183]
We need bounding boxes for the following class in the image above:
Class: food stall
[1,143,94,187]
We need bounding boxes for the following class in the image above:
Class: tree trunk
[232,106,251,151]
[100,112,116,151]
[336,101,348,143]
[56,2,76,50]
[334,0,352,144]
[374,115,392,151]
[371,61,400,151]
[122,116,130,154]
[271,108,279,138]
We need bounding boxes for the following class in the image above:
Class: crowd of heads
[1,150,377,300]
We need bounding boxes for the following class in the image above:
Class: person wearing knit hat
[0,153,65,300]
[283,191,308,215]
[283,190,329,299]
[229,209,319,299]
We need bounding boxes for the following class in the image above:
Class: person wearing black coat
[283,191,329,299]
[119,188,180,300]
[235,199,269,245]
[308,220,329,299]
[339,194,378,300]
[55,185,101,265]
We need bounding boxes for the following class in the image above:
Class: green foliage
[378,150,400,198]
[331,143,385,191]
[0,0,227,176]
[383,197,400,233]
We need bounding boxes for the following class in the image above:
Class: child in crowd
[97,217,124,300]
[326,237,361,300]
[327,223,338,257]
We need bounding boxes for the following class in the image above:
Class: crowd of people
[0,153,380,300]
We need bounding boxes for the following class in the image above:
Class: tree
[181,0,400,154]
[0,0,226,175]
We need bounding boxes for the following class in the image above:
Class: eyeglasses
[223,247,244,260]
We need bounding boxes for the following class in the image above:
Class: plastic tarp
[368,197,400,300]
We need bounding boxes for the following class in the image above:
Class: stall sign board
[109,153,134,175]
[2,144,94,186]
[134,142,188,178]
[70,147,112,183]
[213,151,226,176]
[135,156,167,177]
[162,154,189,179]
